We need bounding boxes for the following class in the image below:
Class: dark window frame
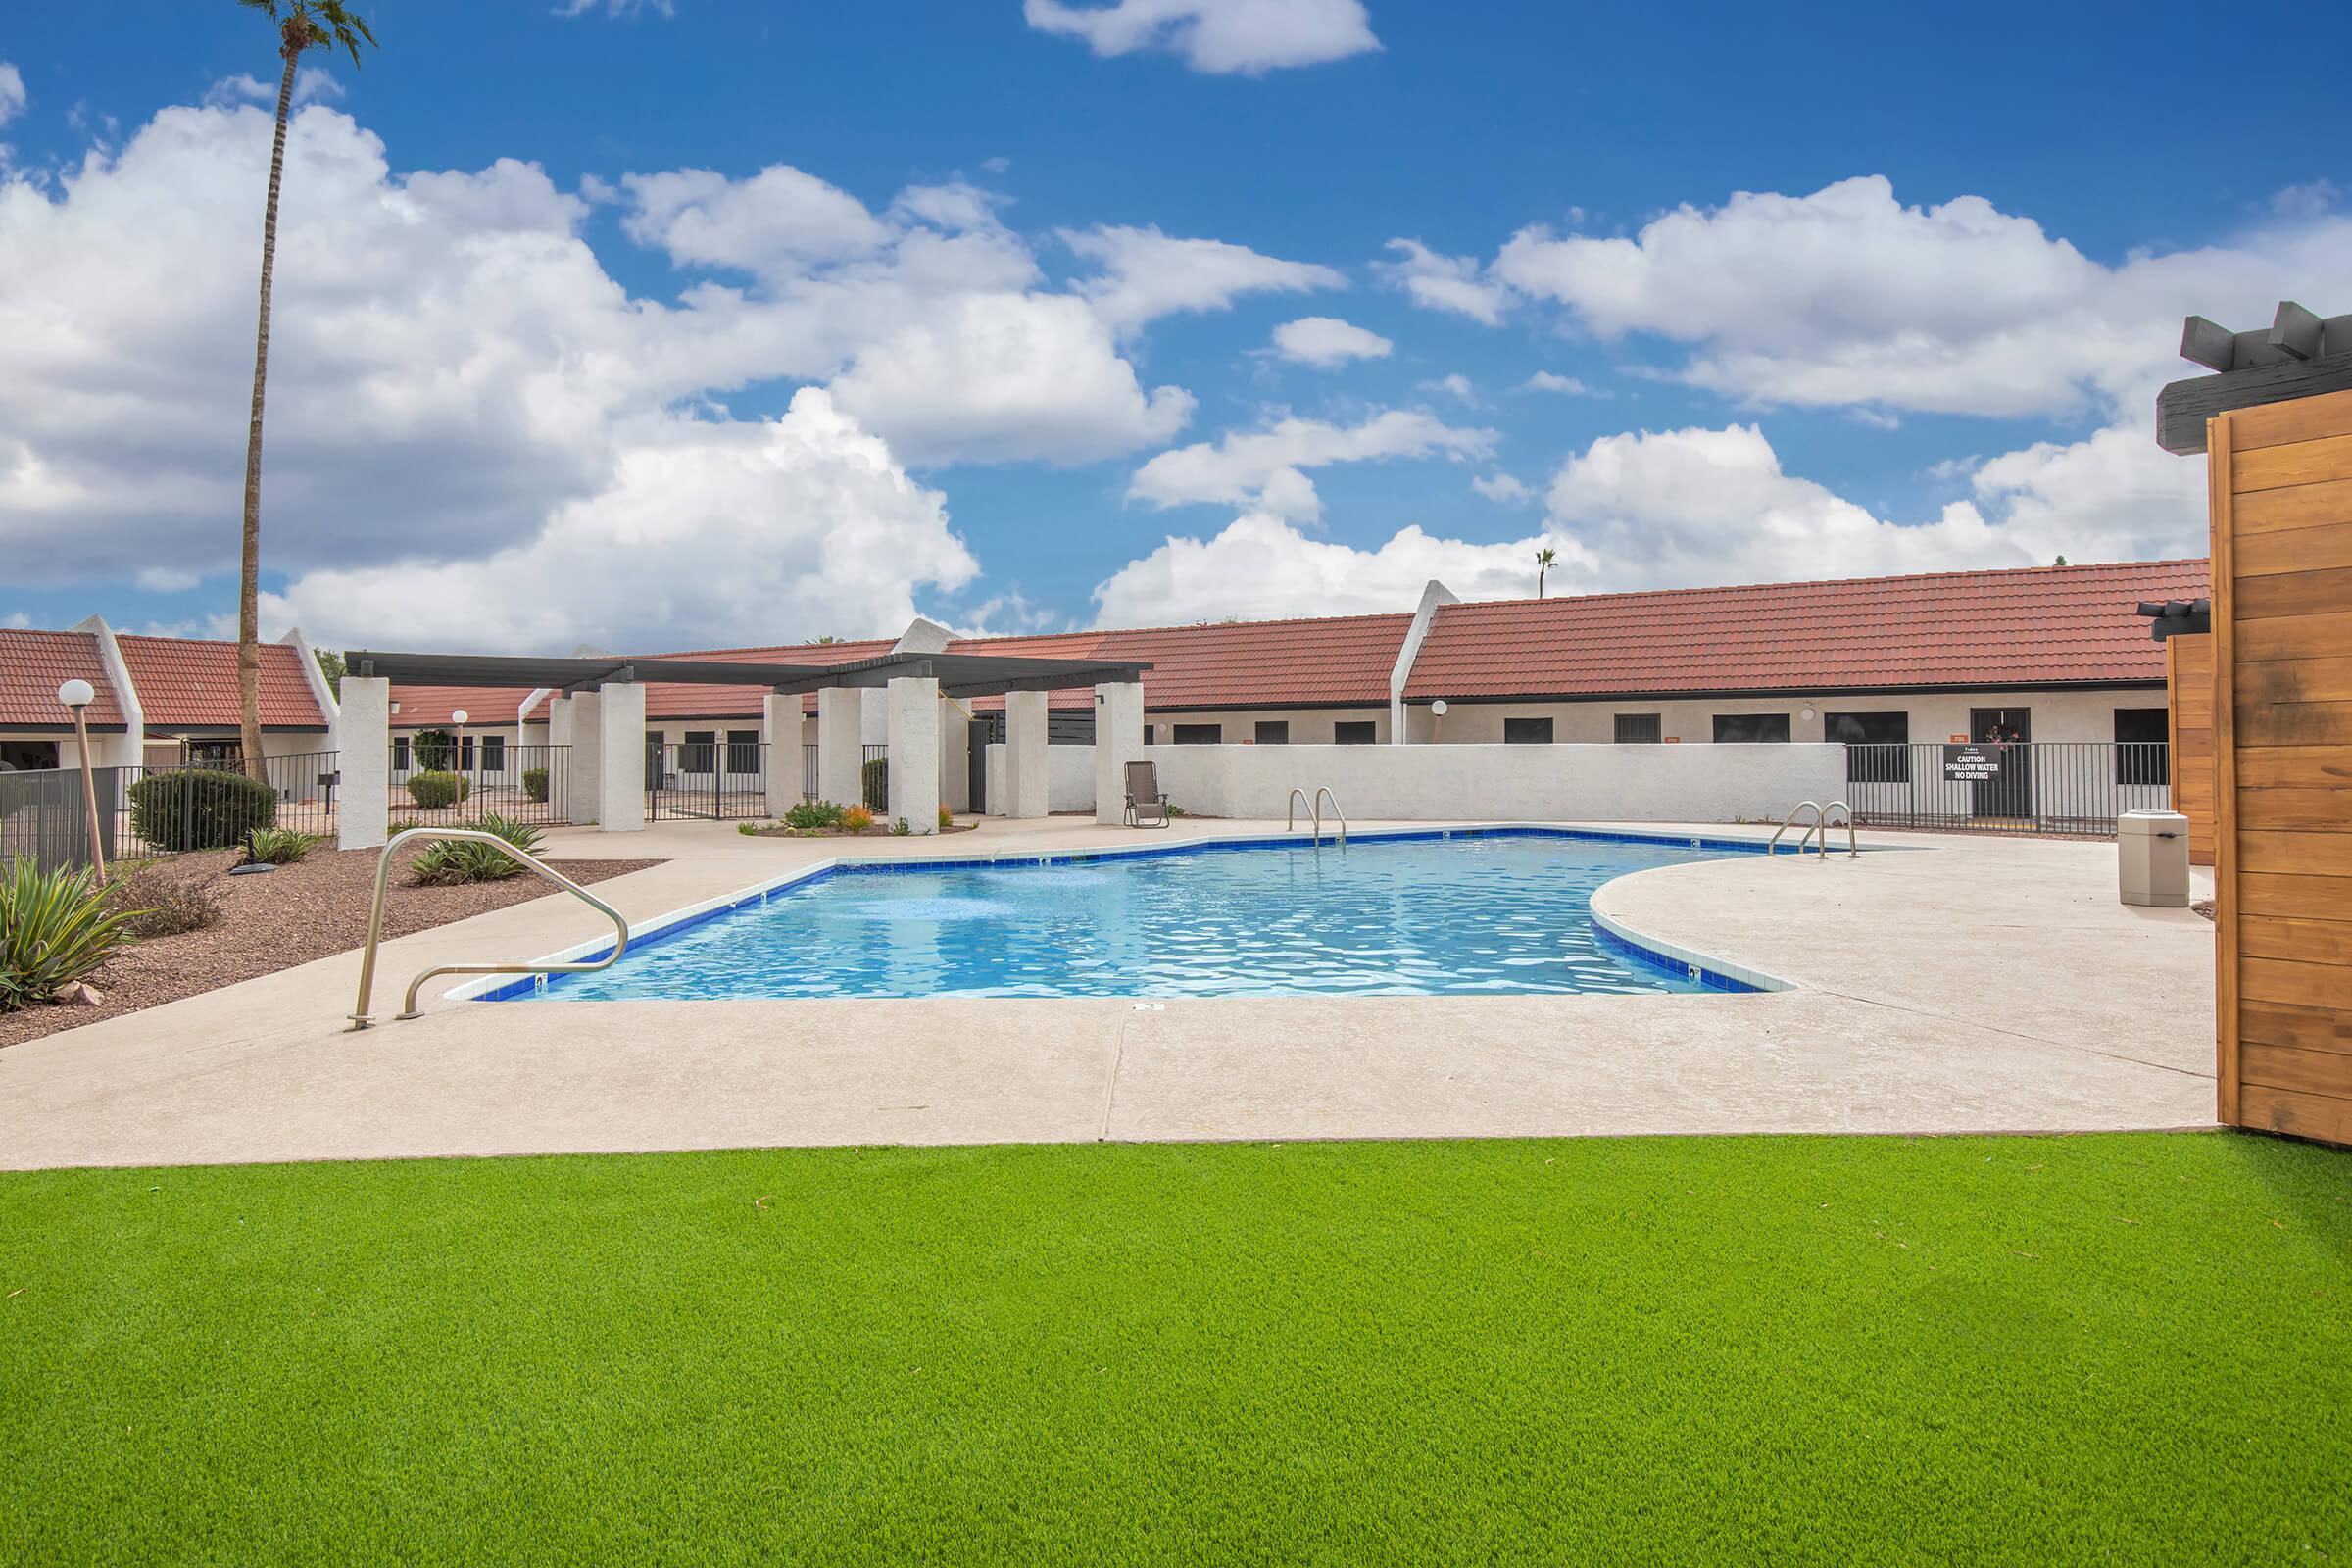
[478,734,507,773]
[1614,713,1662,745]
[2114,708,2169,786]
[726,729,760,774]
[1254,720,1291,745]
[1171,723,1222,746]
[1503,716,1556,745]
[1712,713,1791,744]
[1825,710,1910,782]
[1333,720,1378,746]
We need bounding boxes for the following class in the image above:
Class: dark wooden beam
[2271,300,2327,361]
[2156,351,2352,454]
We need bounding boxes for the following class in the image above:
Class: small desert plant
[891,816,911,836]
[937,804,954,830]
[407,813,545,886]
[521,767,549,804]
[0,860,144,1010]
[105,862,222,939]
[738,822,760,836]
[838,804,874,833]
[405,770,469,809]
[245,826,317,865]
[126,768,278,852]
[785,799,844,830]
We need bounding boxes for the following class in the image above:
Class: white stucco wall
[1143,742,1848,823]
[983,742,1098,814]
[1413,687,2163,747]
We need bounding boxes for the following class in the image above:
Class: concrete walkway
[0,817,2218,1169]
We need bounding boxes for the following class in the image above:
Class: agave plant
[245,826,318,865]
[0,860,147,1012]
[407,814,546,886]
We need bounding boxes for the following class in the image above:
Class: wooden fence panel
[2167,634,2214,865]
[2211,387,2352,1145]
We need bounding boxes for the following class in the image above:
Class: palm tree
[233,0,376,780]
[1535,546,1557,599]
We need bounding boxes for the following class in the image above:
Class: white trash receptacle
[2118,809,2191,907]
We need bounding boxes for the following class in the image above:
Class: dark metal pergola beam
[349,648,1151,701]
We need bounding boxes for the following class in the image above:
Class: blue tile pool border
[466,823,1812,1004]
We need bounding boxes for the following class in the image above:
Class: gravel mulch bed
[1,845,662,1050]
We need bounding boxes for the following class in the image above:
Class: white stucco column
[763,693,800,814]
[938,698,969,814]
[337,676,390,851]
[567,689,602,825]
[1094,681,1146,826]
[886,675,941,833]
[597,680,646,833]
[817,687,863,806]
[1003,689,1050,820]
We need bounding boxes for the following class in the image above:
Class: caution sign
[1942,744,2002,781]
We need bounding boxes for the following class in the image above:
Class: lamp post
[451,710,469,801]
[57,679,106,885]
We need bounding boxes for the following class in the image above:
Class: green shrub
[407,813,546,886]
[0,860,143,1010]
[937,804,955,830]
[861,756,887,812]
[405,771,470,809]
[245,827,317,865]
[105,863,221,939]
[891,817,911,836]
[784,799,843,830]
[125,768,278,853]
[521,767,549,804]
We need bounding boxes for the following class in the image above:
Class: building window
[2115,708,2169,786]
[1333,721,1377,745]
[1143,724,1155,746]
[458,735,476,771]
[1614,713,1662,745]
[479,735,506,774]
[727,730,760,773]
[1712,713,1790,744]
[682,730,716,772]
[392,736,411,771]
[1825,711,1909,782]
[1172,723,1222,745]
[1503,716,1555,745]
[1254,720,1290,745]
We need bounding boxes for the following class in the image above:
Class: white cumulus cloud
[1024,0,1380,74]
[1375,237,1508,324]
[1269,315,1392,367]
[1064,223,1345,337]
[0,63,28,127]
[1128,409,1496,522]
[1094,512,1545,624]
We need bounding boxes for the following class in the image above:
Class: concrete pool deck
[0,817,2218,1169]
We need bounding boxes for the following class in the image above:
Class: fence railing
[391,743,570,827]
[860,745,888,812]
[1,751,343,870]
[645,741,769,821]
[1844,742,2170,837]
[804,744,819,803]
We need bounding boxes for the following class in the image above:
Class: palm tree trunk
[237,48,300,783]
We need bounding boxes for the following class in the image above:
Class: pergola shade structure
[337,647,1153,845]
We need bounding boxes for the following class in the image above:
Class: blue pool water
[516,830,1765,1002]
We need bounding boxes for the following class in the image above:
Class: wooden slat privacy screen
[2209,387,2352,1146]
[2167,634,2216,866]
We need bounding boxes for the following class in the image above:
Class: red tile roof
[0,629,127,729]
[390,685,541,729]
[117,635,328,730]
[1403,560,2213,701]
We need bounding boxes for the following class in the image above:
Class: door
[1969,707,2033,821]
[966,714,993,813]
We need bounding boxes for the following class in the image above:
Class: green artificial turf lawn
[3,1132,2347,1565]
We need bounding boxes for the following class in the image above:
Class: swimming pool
[503,828,1778,1003]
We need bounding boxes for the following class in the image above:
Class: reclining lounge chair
[1124,760,1171,828]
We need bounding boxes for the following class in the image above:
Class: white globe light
[451,710,469,725]
[1430,699,1448,716]
[56,678,95,709]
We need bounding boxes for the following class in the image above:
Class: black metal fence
[644,740,769,820]
[391,743,571,827]
[803,744,819,802]
[1,751,343,870]
[1844,742,2171,837]
[860,745,888,812]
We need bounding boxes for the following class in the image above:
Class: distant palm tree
[1535,546,1557,599]
[232,0,376,780]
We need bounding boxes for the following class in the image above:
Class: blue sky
[4,0,2348,651]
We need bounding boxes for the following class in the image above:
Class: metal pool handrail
[1821,799,1858,859]
[1313,785,1348,846]
[1286,787,1313,834]
[1769,801,1824,857]
[346,826,631,1030]
[1286,785,1348,846]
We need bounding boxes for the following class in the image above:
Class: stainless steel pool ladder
[346,826,633,1029]
[1286,785,1348,846]
[1769,800,1857,859]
